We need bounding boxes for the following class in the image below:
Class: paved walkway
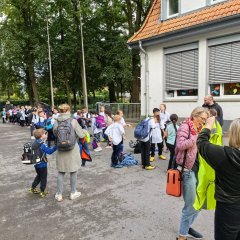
[0,123,220,240]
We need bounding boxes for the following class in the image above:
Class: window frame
[167,0,180,18]
[210,0,226,5]
[163,42,199,102]
[207,34,240,101]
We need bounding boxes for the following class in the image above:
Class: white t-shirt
[105,122,124,145]
[141,118,156,142]
[52,113,59,120]
[120,117,126,126]
[151,120,165,143]
[160,111,170,125]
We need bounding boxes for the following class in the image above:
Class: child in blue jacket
[29,128,57,198]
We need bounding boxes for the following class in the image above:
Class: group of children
[139,104,179,171]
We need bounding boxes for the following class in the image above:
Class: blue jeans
[179,170,199,236]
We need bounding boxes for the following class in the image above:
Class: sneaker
[55,193,63,202]
[40,191,48,198]
[31,136,35,140]
[150,156,155,162]
[159,155,166,160]
[145,165,156,170]
[187,228,203,239]
[69,191,81,200]
[29,187,40,194]
[105,145,112,149]
[94,147,102,152]
[113,164,123,168]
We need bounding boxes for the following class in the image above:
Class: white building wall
[181,0,206,14]
[141,26,240,123]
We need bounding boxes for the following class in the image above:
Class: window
[165,48,199,99]
[168,0,179,17]
[209,40,240,98]
[209,83,240,97]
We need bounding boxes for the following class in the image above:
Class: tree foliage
[0,0,152,106]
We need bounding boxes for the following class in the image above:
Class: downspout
[139,40,149,117]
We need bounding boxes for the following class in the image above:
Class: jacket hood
[224,146,240,169]
[57,113,72,122]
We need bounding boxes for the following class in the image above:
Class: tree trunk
[108,81,117,103]
[131,49,140,103]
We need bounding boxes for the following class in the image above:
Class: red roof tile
[128,0,240,43]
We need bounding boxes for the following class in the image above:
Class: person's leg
[179,171,200,237]
[140,141,145,167]
[157,142,164,156]
[70,172,77,194]
[167,143,175,169]
[32,168,41,189]
[144,141,151,167]
[215,202,240,240]
[111,144,118,166]
[39,167,48,192]
[150,143,155,157]
[57,172,65,195]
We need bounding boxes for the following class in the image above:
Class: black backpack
[56,118,76,151]
[21,141,46,164]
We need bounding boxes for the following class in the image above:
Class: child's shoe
[159,155,166,160]
[29,187,40,194]
[39,191,48,198]
[145,165,156,170]
[150,156,155,162]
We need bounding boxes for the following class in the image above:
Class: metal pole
[79,1,88,109]
[46,16,54,108]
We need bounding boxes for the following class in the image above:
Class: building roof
[128,0,240,44]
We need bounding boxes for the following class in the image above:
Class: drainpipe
[139,40,149,117]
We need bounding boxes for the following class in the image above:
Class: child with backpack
[165,114,179,170]
[35,110,45,129]
[29,128,57,197]
[91,111,103,152]
[134,116,156,170]
[105,114,125,168]
[150,108,166,162]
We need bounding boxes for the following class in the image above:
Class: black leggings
[166,143,177,170]
[32,167,47,192]
[215,201,240,240]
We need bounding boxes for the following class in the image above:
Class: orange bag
[166,169,182,197]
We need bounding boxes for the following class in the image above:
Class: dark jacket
[202,102,223,126]
[197,128,240,204]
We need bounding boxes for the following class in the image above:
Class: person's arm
[41,144,57,155]
[197,116,226,170]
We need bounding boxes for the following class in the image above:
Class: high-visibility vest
[194,121,223,211]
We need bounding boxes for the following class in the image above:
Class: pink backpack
[95,115,106,128]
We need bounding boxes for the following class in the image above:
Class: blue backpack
[45,118,53,131]
[120,153,138,166]
[134,118,151,140]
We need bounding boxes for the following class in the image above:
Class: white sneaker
[94,147,102,152]
[69,191,81,200]
[31,136,35,140]
[55,193,63,202]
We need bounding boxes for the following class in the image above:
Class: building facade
[128,0,240,129]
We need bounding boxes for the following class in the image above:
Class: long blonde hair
[229,119,240,149]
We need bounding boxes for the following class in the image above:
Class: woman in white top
[150,108,166,161]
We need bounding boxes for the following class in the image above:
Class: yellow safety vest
[194,121,223,210]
